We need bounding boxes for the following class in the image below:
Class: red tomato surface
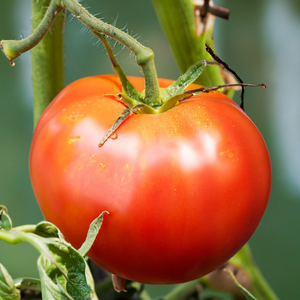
[30,75,271,284]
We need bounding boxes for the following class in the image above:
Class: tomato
[30,75,271,284]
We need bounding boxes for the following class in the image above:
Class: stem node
[136,48,154,65]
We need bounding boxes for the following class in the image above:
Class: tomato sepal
[161,60,206,100]
[78,211,109,256]
[116,60,206,113]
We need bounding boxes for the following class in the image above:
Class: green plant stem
[0,229,46,254]
[61,0,160,105]
[1,0,161,108]
[229,245,279,300]
[13,224,37,233]
[0,0,66,126]
[130,282,153,300]
[1,0,60,64]
[95,277,114,297]
[31,0,66,126]
[152,0,224,87]
[162,280,200,300]
[251,268,279,300]
[95,278,152,300]
[93,32,140,107]
[94,33,129,89]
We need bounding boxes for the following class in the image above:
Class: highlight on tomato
[29,74,271,284]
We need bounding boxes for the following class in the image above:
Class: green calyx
[118,60,207,115]
[98,60,207,147]
[0,0,207,119]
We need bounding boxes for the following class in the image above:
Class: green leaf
[84,262,99,300]
[34,221,61,239]
[0,211,99,300]
[0,264,20,300]
[0,206,12,231]
[225,268,258,300]
[38,255,72,300]
[14,277,41,291]
[56,276,75,300]
[39,239,95,300]
[78,211,109,256]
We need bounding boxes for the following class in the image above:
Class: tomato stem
[1,0,66,126]
[162,280,201,300]
[1,0,61,64]
[1,0,161,108]
[93,32,140,104]
[60,0,161,106]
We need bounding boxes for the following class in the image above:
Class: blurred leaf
[0,263,20,300]
[14,277,41,291]
[200,288,233,300]
[0,206,12,231]
[0,206,8,214]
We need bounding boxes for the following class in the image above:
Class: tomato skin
[30,75,271,284]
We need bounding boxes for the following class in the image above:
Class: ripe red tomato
[30,75,271,284]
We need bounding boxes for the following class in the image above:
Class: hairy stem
[1,0,161,107]
[1,0,60,64]
[61,0,160,105]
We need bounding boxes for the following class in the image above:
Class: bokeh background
[0,0,299,298]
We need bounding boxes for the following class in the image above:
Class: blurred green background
[0,0,299,298]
